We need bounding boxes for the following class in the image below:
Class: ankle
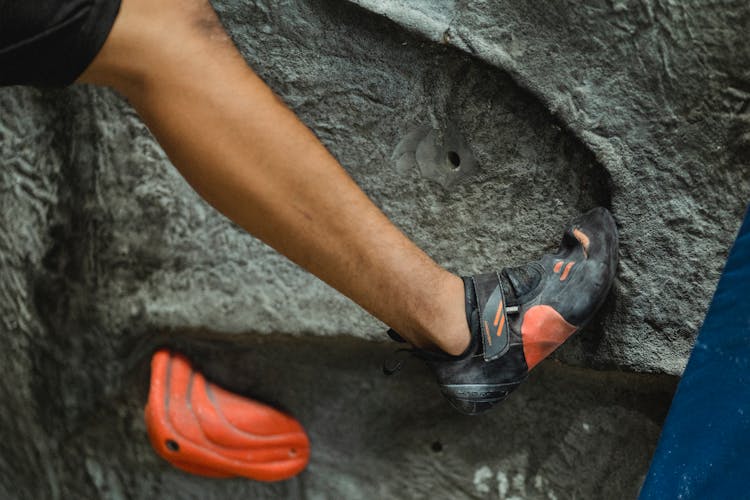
[423,273,472,356]
[387,271,471,355]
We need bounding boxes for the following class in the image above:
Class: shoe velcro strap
[473,272,511,361]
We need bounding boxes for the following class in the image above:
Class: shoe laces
[382,347,417,375]
[383,328,433,375]
[382,328,465,375]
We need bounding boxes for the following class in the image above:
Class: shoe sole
[441,379,526,415]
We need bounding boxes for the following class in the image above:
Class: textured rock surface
[0,0,747,498]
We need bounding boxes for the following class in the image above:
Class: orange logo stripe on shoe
[521,305,577,370]
[493,300,507,338]
[493,300,504,327]
[144,350,310,482]
[560,261,575,281]
[572,228,590,258]
[553,260,575,281]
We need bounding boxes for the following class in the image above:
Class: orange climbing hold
[144,350,310,482]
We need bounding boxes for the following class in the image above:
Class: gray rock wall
[0,0,747,498]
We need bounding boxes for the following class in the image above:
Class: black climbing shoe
[386,207,618,415]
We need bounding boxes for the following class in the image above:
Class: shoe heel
[440,383,519,415]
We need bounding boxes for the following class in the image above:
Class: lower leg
[78,0,470,354]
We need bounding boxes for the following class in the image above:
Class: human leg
[75,0,619,415]
[77,0,471,355]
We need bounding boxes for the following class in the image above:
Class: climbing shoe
[145,350,310,481]
[386,207,618,415]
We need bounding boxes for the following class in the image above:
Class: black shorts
[0,0,121,87]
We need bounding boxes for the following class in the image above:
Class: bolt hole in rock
[431,441,443,452]
[447,151,461,169]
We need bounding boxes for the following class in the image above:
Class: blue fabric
[640,205,750,498]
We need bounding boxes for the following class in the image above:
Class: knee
[79,0,234,92]
[126,0,233,58]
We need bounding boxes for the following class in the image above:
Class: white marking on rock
[496,471,509,497]
[473,466,493,494]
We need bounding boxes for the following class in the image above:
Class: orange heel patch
[145,350,310,482]
[521,305,577,370]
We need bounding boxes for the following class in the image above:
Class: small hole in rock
[447,151,461,169]
[165,439,180,452]
[431,441,443,453]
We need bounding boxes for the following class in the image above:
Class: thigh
[0,0,122,87]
